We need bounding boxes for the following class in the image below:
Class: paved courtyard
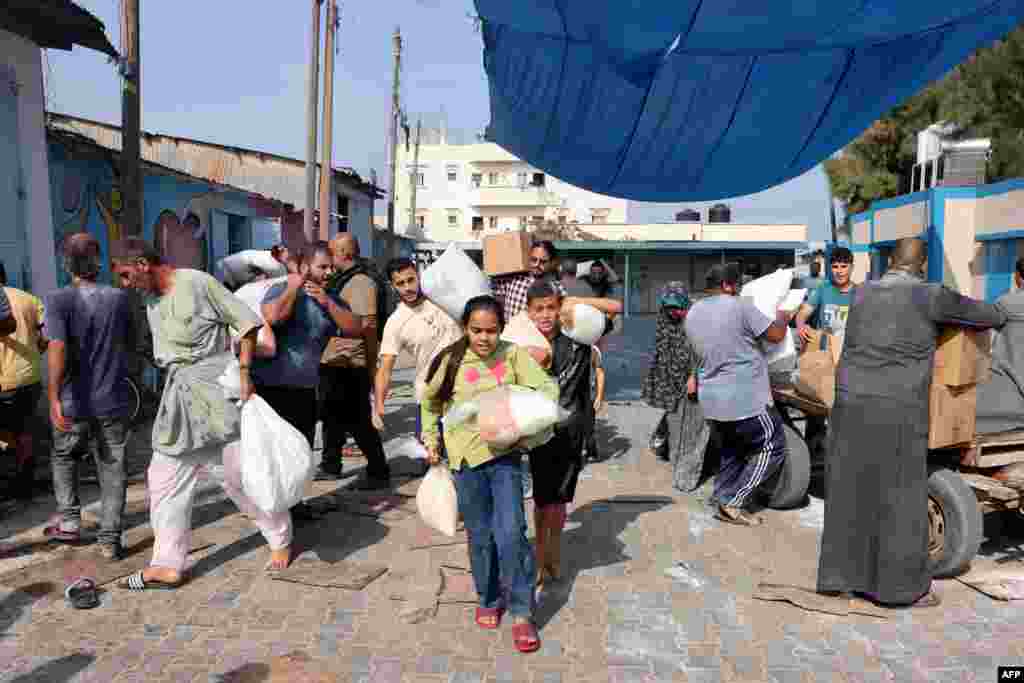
[2,319,1024,682]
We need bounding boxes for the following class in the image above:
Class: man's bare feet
[266,546,291,572]
[142,566,183,585]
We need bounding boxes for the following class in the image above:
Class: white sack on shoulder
[417,464,459,537]
[219,250,287,289]
[240,395,319,514]
[560,303,606,347]
[501,312,551,352]
[740,268,794,318]
[420,244,491,322]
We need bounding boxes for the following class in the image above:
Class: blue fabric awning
[476,1,1024,201]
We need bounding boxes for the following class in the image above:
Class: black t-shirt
[549,332,593,435]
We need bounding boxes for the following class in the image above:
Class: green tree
[941,28,1024,180]
[826,24,1024,217]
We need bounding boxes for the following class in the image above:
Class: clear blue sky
[49,0,832,240]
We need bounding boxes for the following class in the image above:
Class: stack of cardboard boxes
[929,328,992,448]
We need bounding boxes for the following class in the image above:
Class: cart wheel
[765,425,811,510]
[927,467,983,579]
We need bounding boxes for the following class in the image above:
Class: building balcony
[468,184,559,208]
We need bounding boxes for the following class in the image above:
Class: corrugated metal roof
[47,113,384,209]
[49,127,293,210]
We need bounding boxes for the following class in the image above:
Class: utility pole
[318,0,337,241]
[386,27,402,233]
[303,0,323,244]
[408,118,421,235]
[120,0,141,236]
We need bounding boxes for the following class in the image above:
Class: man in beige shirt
[320,235,390,487]
[375,257,463,442]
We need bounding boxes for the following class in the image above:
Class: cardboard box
[483,231,532,276]
[934,327,992,387]
[929,381,977,449]
[794,332,836,410]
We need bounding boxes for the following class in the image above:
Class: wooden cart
[772,387,1024,578]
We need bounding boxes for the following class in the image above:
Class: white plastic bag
[421,244,491,322]
[387,437,429,461]
[218,358,242,400]
[219,250,287,289]
[416,464,458,537]
[240,395,319,513]
[560,302,606,347]
[444,385,570,449]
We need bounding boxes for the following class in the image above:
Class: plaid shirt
[492,273,565,319]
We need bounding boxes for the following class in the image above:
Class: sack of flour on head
[559,302,606,347]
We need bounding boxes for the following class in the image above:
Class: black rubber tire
[766,425,812,510]
[926,467,983,579]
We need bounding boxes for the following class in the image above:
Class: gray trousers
[51,417,129,545]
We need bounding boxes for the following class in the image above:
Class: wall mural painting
[52,156,215,287]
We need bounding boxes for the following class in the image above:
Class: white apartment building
[393,128,628,241]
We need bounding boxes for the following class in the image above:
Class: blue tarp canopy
[475,1,1024,201]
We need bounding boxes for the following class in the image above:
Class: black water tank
[708,203,731,223]
[675,208,700,222]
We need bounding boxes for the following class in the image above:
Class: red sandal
[511,621,540,653]
[475,606,504,630]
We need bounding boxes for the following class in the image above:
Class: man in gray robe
[976,258,1024,435]
[817,238,1006,607]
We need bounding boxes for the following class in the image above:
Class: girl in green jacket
[422,295,558,654]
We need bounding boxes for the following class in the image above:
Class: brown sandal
[714,505,763,527]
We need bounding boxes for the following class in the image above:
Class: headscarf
[642,281,701,411]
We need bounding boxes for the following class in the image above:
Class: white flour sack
[741,268,797,368]
[560,302,606,346]
[219,250,287,289]
[420,244,491,322]
[443,385,569,449]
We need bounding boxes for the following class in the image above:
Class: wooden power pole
[386,27,402,233]
[318,0,337,241]
[303,0,323,244]
[120,0,142,236]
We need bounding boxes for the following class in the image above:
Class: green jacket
[421,340,558,470]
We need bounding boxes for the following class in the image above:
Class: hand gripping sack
[420,244,491,322]
[559,302,607,346]
[445,385,570,450]
[240,395,319,513]
[416,464,459,537]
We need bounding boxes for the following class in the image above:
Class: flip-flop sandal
[909,591,941,609]
[65,577,99,610]
[117,571,183,591]
[474,606,504,630]
[714,509,763,527]
[44,524,82,544]
[511,621,541,653]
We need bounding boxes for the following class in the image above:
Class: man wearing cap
[684,263,793,526]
